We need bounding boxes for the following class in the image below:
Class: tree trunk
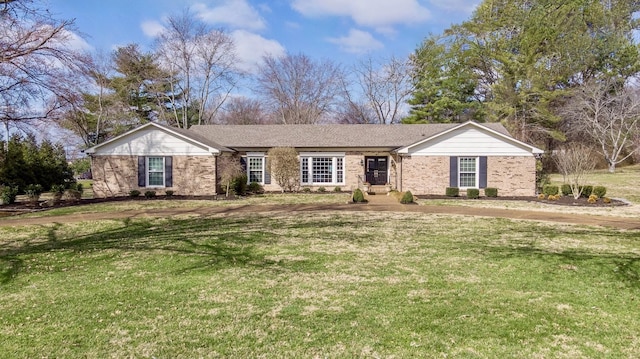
[608,162,616,173]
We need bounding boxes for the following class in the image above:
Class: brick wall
[91,155,217,198]
[400,155,537,196]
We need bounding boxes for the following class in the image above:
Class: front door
[365,156,388,185]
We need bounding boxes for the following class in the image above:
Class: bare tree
[218,155,244,197]
[345,55,413,124]
[256,53,343,124]
[216,97,268,124]
[0,0,89,141]
[553,143,597,199]
[561,79,640,172]
[267,147,300,192]
[154,10,240,128]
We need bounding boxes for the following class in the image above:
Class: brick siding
[91,155,217,198]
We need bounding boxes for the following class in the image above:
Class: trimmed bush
[75,182,84,194]
[248,182,264,194]
[580,185,593,198]
[593,186,606,198]
[400,191,414,204]
[446,187,459,197]
[317,186,326,192]
[302,187,311,193]
[333,186,342,192]
[352,188,365,203]
[542,185,559,196]
[232,174,248,196]
[466,188,480,199]
[144,190,156,198]
[603,197,611,204]
[129,190,141,197]
[25,184,43,203]
[560,184,572,196]
[165,190,174,197]
[63,189,82,201]
[484,187,498,198]
[0,186,18,205]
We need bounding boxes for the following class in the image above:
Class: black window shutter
[138,156,146,187]
[264,158,271,184]
[449,156,458,187]
[479,156,487,188]
[240,157,247,172]
[165,156,173,187]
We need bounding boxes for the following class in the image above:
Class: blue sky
[48,0,480,72]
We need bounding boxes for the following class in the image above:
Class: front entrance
[365,156,388,185]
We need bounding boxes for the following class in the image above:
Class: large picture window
[300,154,345,185]
[147,157,165,187]
[458,157,477,188]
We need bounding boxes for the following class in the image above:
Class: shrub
[248,182,264,194]
[400,191,414,204]
[75,182,84,194]
[446,187,459,197]
[25,184,43,202]
[466,188,480,199]
[232,174,248,196]
[50,184,65,195]
[547,194,559,201]
[580,185,593,198]
[537,193,546,200]
[129,190,141,197]
[587,196,597,204]
[484,187,498,198]
[592,186,606,198]
[144,190,156,198]
[267,147,300,192]
[165,190,174,197]
[317,186,326,192]
[302,187,311,193]
[603,197,611,204]
[560,184,572,196]
[333,186,342,192]
[542,185,559,196]
[63,189,82,201]
[0,186,18,205]
[352,188,365,203]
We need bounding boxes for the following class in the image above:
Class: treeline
[0,135,74,192]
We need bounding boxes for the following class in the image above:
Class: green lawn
[1,211,639,357]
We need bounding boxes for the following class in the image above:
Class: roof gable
[85,122,226,155]
[397,122,544,156]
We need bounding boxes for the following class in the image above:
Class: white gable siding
[406,127,534,157]
[93,127,213,156]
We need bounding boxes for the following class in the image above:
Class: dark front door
[365,156,388,185]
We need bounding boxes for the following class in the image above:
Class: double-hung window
[147,157,165,187]
[248,156,264,183]
[300,153,345,185]
[458,157,478,188]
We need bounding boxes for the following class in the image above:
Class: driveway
[1,194,639,230]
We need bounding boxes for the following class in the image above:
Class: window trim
[247,156,265,184]
[299,153,345,185]
[146,156,165,188]
[458,156,479,189]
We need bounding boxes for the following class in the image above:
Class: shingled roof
[189,123,512,150]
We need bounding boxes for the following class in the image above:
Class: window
[458,157,477,188]
[147,157,165,187]
[248,156,264,183]
[300,154,345,185]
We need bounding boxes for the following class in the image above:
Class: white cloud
[141,20,165,38]
[291,0,430,30]
[327,29,384,54]
[231,30,286,72]
[64,30,93,51]
[429,0,479,13]
[193,0,266,31]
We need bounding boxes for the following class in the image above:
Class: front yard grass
[1,211,639,357]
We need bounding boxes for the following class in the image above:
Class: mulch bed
[416,195,628,207]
